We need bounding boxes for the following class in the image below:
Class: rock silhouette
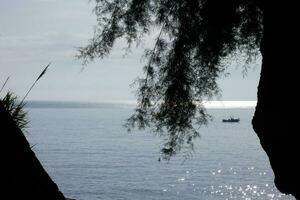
[0,102,66,199]
[253,2,299,199]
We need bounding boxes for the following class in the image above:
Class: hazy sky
[0,0,261,102]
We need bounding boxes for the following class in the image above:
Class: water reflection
[162,166,295,200]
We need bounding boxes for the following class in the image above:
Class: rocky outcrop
[0,102,66,199]
[252,2,299,199]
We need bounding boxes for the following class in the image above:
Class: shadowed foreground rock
[0,102,66,199]
[253,2,299,199]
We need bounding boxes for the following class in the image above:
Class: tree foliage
[78,0,263,160]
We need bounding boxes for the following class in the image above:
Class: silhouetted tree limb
[78,0,263,160]
[79,1,300,198]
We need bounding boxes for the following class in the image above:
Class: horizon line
[26,100,257,109]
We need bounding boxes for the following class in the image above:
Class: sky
[0,0,261,103]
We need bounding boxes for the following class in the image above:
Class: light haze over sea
[1,1,285,199]
[25,101,295,200]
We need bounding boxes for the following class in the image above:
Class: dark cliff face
[0,102,65,200]
[252,2,299,199]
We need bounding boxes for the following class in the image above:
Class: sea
[25,101,295,200]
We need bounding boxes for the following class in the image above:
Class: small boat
[222,117,240,123]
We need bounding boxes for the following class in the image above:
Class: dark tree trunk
[0,102,66,199]
[253,2,299,199]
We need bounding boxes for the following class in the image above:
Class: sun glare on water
[202,101,257,109]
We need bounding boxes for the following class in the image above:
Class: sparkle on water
[25,102,295,200]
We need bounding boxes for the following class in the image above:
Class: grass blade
[20,62,51,104]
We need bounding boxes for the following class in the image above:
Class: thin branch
[140,4,176,106]
[140,22,166,106]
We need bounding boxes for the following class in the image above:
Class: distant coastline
[25,101,135,109]
[25,100,257,109]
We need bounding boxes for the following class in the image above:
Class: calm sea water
[25,102,295,200]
